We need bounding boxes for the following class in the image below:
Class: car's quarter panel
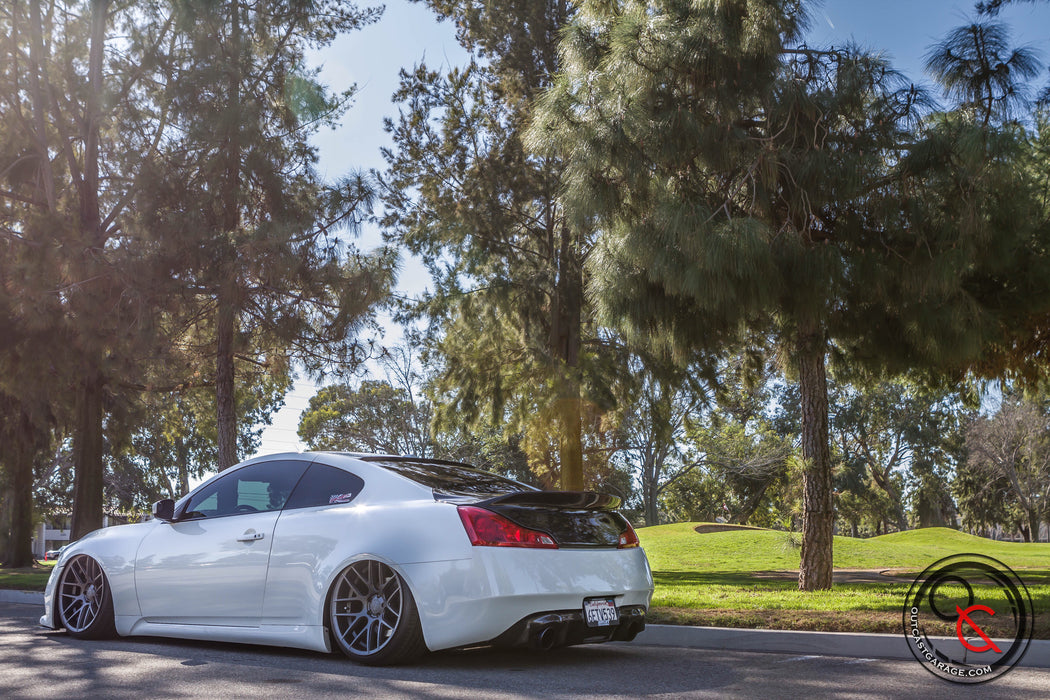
[403,545,653,651]
[134,510,281,626]
[262,500,471,626]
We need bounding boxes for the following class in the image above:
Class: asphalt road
[3,602,1048,699]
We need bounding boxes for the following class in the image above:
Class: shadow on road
[8,609,740,698]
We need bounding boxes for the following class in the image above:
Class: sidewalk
[4,588,1047,668]
[638,623,1050,668]
[0,589,44,606]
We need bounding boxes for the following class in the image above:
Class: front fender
[40,521,157,629]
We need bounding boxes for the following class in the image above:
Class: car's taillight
[618,521,640,548]
[457,506,559,549]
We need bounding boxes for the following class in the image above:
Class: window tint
[285,463,364,510]
[181,460,310,519]
[363,458,535,498]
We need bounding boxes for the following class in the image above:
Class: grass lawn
[0,561,53,591]
[639,524,1050,637]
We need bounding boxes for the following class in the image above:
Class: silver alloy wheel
[59,555,106,634]
[330,560,404,656]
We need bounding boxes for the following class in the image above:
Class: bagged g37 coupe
[41,453,653,665]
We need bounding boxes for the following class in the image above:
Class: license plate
[583,598,619,628]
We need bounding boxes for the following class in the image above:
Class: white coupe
[40,453,654,665]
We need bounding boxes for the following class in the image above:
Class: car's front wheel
[328,559,426,666]
[57,554,116,639]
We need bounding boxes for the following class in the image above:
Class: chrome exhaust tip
[532,624,560,651]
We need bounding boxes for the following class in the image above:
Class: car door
[262,462,366,624]
[135,459,310,626]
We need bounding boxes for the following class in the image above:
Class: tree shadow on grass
[651,570,910,587]
[652,571,771,587]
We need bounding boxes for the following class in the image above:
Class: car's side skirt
[118,617,331,653]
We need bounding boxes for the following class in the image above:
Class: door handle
[237,530,265,542]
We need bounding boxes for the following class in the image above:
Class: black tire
[57,554,117,639]
[328,560,427,666]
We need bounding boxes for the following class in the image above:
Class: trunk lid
[473,491,631,548]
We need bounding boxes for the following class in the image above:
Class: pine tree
[381,0,598,489]
[976,0,1045,16]
[532,0,1050,589]
[1,0,390,552]
[142,0,392,470]
[926,15,1050,382]
[0,0,185,539]
[925,19,1040,126]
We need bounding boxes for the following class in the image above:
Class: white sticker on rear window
[329,493,354,504]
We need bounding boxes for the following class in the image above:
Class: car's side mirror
[152,499,175,522]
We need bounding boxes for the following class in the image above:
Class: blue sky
[814,1,1050,79]
[251,0,1050,458]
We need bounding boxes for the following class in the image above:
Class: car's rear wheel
[57,554,116,639]
[328,559,426,665]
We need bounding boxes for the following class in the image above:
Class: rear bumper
[491,605,647,650]
[402,546,653,652]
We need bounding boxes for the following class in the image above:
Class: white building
[30,514,133,558]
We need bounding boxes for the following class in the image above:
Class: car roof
[175,451,534,507]
[314,452,537,501]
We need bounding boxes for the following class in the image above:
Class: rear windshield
[363,458,536,498]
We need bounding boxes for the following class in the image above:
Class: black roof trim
[355,454,480,470]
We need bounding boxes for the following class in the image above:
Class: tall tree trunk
[27,0,57,211]
[557,392,583,491]
[797,322,834,591]
[551,226,583,491]
[69,0,109,542]
[1026,511,1039,543]
[730,479,772,525]
[893,498,908,532]
[1,402,36,567]
[879,476,908,532]
[71,373,105,540]
[0,490,11,563]
[80,0,106,245]
[643,458,659,526]
[216,296,238,470]
[871,468,909,532]
[6,446,35,567]
[215,0,242,471]
[177,441,190,496]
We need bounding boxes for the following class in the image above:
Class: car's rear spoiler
[473,491,622,511]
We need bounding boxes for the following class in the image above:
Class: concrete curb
[2,588,1046,669]
[637,623,1050,668]
[0,589,43,606]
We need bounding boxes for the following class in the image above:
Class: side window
[284,463,365,510]
[181,460,310,519]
